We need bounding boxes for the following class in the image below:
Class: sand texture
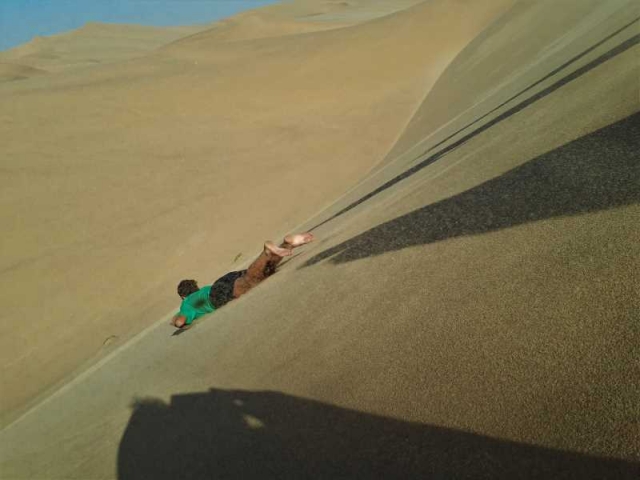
[0,0,638,478]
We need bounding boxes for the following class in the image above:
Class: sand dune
[382,0,640,169]
[0,62,47,82]
[0,0,638,478]
[162,0,426,45]
[0,22,210,74]
[0,0,509,425]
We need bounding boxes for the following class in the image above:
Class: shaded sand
[1,0,639,478]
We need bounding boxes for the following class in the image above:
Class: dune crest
[382,0,639,171]
[161,0,426,47]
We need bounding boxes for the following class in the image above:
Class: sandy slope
[0,22,212,75]
[0,0,509,426]
[160,0,426,44]
[381,0,640,169]
[0,62,46,82]
[1,0,639,478]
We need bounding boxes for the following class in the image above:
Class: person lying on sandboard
[171,232,315,330]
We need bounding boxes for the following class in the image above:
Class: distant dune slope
[162,0,425,45]
[0,1,638,479]
[0,62,46,82]
[0,0,511,427]
[0,22,209,74]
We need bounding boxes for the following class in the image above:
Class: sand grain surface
[0,0,638,478]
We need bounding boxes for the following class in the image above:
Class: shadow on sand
[303,113,639,267]
[117,388,638,479]
[308,33,639,233]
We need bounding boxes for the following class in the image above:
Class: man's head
[177,279,199,299]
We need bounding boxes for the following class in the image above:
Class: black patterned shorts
[209,270,246,309]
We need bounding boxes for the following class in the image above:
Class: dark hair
[177,279,199,298]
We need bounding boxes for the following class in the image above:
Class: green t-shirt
[178,286,215,325]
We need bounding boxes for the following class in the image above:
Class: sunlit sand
[0,0,637,478]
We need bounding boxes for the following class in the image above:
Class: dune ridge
[382,0,639,170]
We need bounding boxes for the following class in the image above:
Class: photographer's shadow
[118,388,637,479]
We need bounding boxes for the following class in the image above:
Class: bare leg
[232,233,314,298]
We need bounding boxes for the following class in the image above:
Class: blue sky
[0,0,280,51]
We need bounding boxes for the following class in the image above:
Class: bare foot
[265,241,293,258]
[283,232,315,248]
